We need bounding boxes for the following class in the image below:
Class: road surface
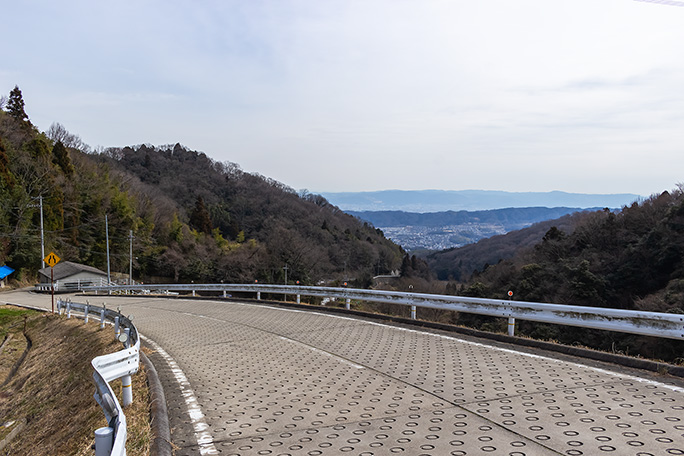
[3,289,684,455]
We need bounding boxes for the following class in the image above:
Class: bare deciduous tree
[46,122,86,151]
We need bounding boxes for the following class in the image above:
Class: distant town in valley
[348,207,593,252]
[375,223,509,251]
[326,190,642,252]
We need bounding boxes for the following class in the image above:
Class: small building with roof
[36,261,109,292]
[0,265,15,288]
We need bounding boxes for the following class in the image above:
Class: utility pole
[29,196,45,269]
[105,215,111,284]
[39,196,44,269]
[129,230,133,285]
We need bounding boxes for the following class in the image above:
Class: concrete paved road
[3,290,684,455]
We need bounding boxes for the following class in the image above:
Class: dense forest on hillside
[0,87,403,285]
[426,213,584,281]
[434,190,684,361]
[456,191,684,310]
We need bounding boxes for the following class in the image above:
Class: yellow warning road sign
[44,252,61,268]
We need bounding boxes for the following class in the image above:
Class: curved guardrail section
[83,283,684,340]
[56,299,140,456]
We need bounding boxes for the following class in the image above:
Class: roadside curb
[140,351,173,456]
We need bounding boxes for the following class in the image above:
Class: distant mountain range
[347,207,594,228]
[321,190,641,212]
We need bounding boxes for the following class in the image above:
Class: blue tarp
[0,265,15,280]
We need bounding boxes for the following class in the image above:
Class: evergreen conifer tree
[52,140,74,176]
[6,86,29,122]
[189,196,213,234]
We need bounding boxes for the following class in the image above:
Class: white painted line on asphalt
[141,335,218,455]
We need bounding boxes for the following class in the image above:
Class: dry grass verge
[0,305,151,455]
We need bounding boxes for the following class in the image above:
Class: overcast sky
[2,0,683,196]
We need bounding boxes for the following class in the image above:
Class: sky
[2,0,683,196]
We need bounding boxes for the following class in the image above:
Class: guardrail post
[192,289,196,297]
[297,294,301,304]
[223,290,227,298]
[94,426,114,456]
[122,328,133,407]
[257,291,261,300]
[114,316,120,340]
[508,317,516,336]
[122,373,133,407]
[84,303,89,323]
[66,301,72,319]
[100,306,106,329]
[410,305,417,320]
[346,298,351,310]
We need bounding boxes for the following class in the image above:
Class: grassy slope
[0,306,150,455]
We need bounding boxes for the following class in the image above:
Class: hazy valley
[348,207,598,251]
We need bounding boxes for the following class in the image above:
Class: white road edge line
[141,334,218,455]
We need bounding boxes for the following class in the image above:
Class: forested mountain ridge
[426,212,585,281]
[454,190,684,311]
[461,190,684,309]
[99,143,404,284]
[440,189,684,361]
[0,90,403,285]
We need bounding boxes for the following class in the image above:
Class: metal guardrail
[56,299,140,456]
[83,283,684,341]
[35,277,113,292]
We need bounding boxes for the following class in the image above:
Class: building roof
[38,261,107,281]
[0,265,14,280]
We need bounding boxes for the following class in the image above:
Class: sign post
[507,290,515,336]
[44,252,61,313]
